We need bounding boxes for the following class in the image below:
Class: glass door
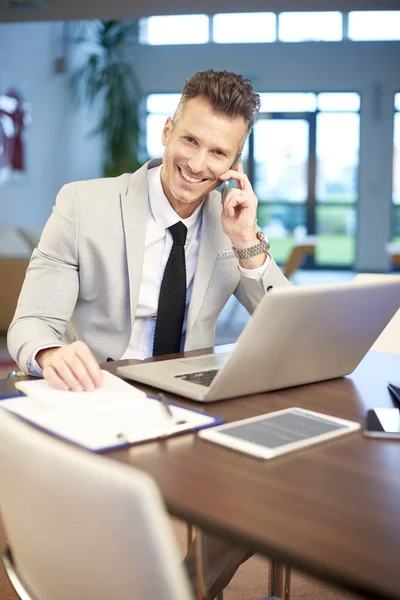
[248,105,358,268]
[248,112,316,266]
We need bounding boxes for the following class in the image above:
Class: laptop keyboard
[175,369,219,387]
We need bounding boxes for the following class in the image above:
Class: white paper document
[14,370,147,406]
[1,371,223,452]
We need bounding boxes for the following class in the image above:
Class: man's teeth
[180,169,202,184]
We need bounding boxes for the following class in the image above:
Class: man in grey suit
[8,69,290,597]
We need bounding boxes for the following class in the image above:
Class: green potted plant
[71,20,144,177]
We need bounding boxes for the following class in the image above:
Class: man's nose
[187,150,208,175]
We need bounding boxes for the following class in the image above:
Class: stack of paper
[0,371,223,452]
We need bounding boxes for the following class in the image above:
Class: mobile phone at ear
[221,155,241,204]
[363,408,400,439]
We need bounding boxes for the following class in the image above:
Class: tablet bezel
[198,407,360,459]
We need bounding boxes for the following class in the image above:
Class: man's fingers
[63,354,97,391]
[74,342,103,388]
[42,364,72,391]
[223,189,250,218]
[41,342,102,391]
[50,355,88,392]
[219,170,250,193]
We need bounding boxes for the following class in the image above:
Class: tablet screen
[199,408,360,459]
[220,409,345,448]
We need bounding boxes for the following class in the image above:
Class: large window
[251,93,360,268]
[278,12,342,42]
[259,93,317,112]
[139,15,209,45]
[213,13,276,43]
[146,94,181,158]
[315,107,359,266]
[348,11,400,41]
[139,11,400,45]
[393,93,400,242]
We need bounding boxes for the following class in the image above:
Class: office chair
[354,273,400,354]
[0,408,194,600]
[0,409,283,600]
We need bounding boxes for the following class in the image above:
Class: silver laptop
[117,279,400,402]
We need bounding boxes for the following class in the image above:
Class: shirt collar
[148,164,204,231]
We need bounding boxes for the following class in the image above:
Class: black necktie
[153,221,188,356]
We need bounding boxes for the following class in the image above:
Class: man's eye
[215,150,226,157]
[184,137,195,143]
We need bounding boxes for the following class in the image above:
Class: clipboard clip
[116,420,190,444]
[115,393,187,444]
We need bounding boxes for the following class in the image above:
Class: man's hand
[36,341,103,391]
[219,163,258,246]
[219,163,265,269]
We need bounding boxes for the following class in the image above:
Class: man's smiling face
[160,96,247,217]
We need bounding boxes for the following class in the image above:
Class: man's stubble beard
[167,165,215,206]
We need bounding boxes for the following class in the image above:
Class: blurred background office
[0,0,399,350]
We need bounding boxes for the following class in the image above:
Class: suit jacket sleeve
[7,184,80,371]
[234,256,292,314]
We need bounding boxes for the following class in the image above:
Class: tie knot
[169,221,187,246]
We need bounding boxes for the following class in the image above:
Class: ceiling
[1,0,400,23]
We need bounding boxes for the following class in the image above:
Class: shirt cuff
[238,253,270,281]
[27,344,64,377]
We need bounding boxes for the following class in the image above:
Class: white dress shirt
[29,165,268,372]
[121,165,204,359]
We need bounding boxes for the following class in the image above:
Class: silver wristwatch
[232,230,270,260]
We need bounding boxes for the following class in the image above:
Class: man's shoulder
[65,160,157,201]
[67,173,132,197]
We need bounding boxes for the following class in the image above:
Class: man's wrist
[36,347,60,370]
[232,231,270,261]
[229,233,259,249]
[239,253,267,270]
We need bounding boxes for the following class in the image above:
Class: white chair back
[0,409,193,600]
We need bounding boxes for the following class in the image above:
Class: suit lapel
[120,160,161,328]
[186,190,226,333]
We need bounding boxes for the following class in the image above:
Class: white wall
[1,21,399,270]
[0,22,103,230]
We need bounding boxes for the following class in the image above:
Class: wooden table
[1,350,400,600]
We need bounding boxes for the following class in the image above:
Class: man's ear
[161,117,173,147]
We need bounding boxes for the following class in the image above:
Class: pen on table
[157,392,174,420]
[157,392,186,425]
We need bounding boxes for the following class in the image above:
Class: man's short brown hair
[174,70,261,134]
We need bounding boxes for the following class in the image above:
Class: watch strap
[232,231,270,261]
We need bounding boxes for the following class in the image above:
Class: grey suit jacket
[8,160,291,372]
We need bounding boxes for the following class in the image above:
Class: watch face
[256,231,270,251]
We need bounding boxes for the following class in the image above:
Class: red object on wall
[0,88,26,172]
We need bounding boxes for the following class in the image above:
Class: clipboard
[0,372,224,453]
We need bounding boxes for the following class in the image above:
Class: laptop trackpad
[178,354,229,369]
